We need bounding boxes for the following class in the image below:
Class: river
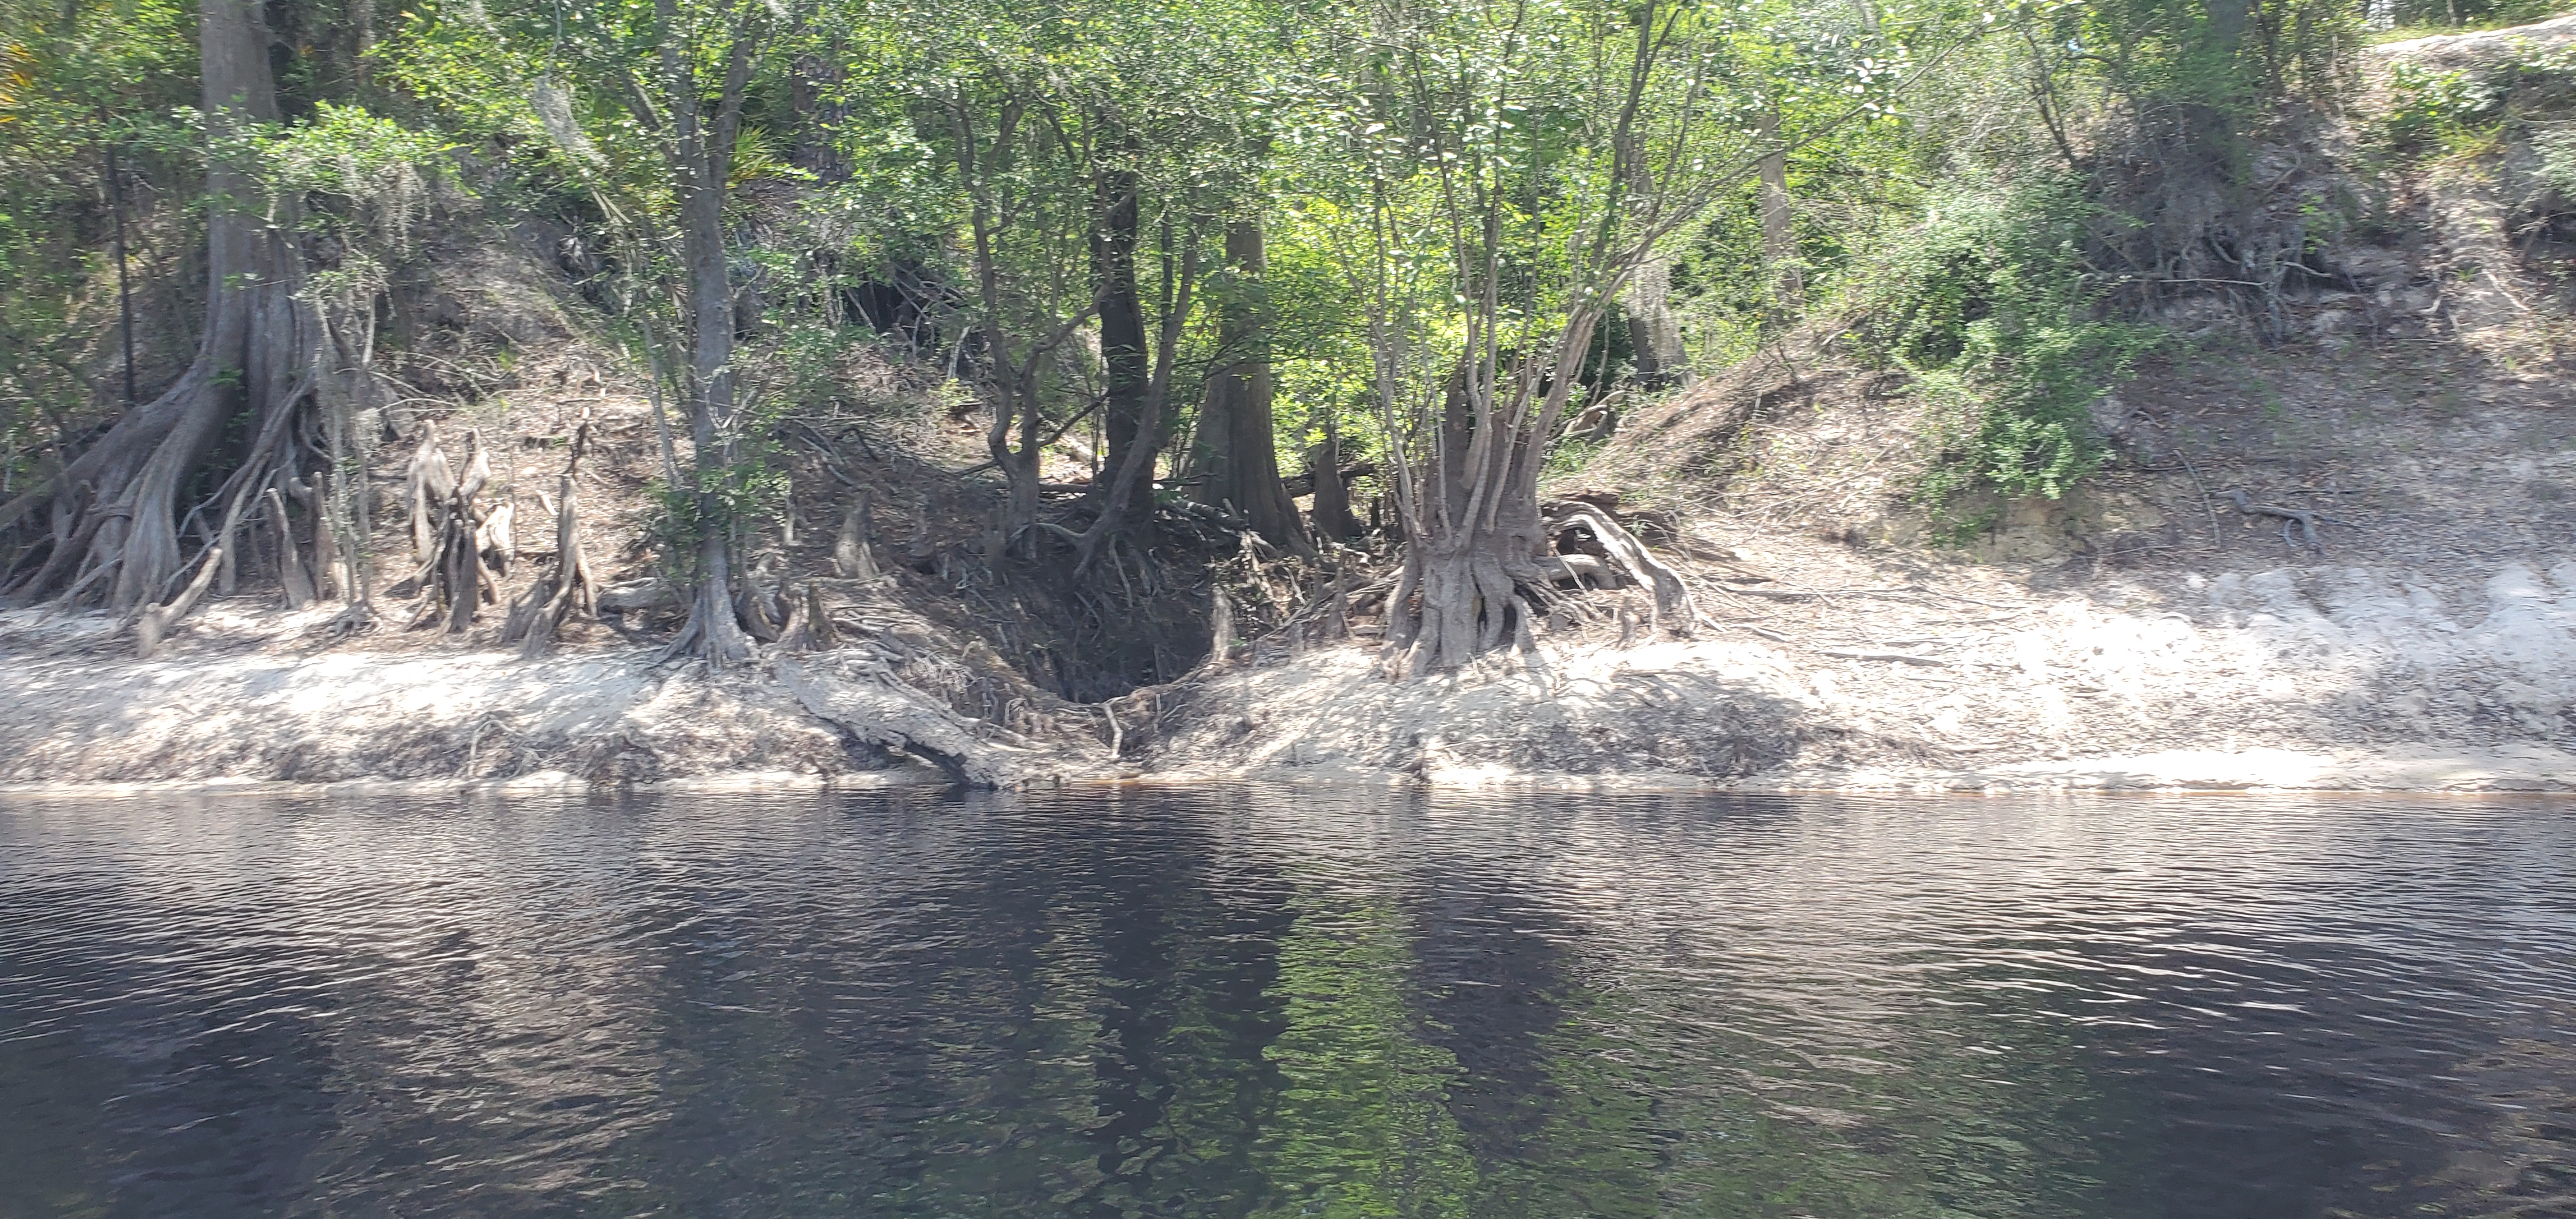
[2,786,2570,1217]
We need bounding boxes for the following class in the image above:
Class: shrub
[1848,174,2158,505]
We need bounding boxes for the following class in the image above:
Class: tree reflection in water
[1,786,2570,1218]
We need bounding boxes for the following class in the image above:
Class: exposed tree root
[834,489,879,579]
[1544,502,1698,632]
[501,422,602,658]
[399,425,500,632]
[1370,498,1707,677]
[2226,489,2341,554]
[134,546,223,660]
[776,654,1035,787]
[0,0,349,640]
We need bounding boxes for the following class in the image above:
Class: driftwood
[1816,648,1948,667]
[776,656,1027,787]
[1719,582,1919,601]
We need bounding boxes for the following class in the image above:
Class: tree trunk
[1091,144,1154,527]
[1402,532,1544,675]
[0,0,313,613]
[1188,218,1307,554]
[659,0,758,666]
[1758,113,1802,320]
[1620,257,1690,391]
[678,159,751,666]
[1306,430,1363,542]
[1390,305,1692,674]
[1389,360,1558,673]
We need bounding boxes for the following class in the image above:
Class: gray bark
[1758,113,1802,319]
[657,0,759,666]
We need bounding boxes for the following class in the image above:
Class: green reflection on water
[1252,891,1478,1218]
[1232,886,2136,1219]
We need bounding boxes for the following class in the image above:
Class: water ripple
[1,788,2572,1217]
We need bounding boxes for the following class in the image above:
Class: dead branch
[1815,648,1948,666]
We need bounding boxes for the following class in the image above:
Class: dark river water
[2,787,2572,1218]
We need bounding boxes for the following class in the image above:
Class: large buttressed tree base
[1344,0,1731,677]
[0,0,340,637]
[1326,0,1916,677]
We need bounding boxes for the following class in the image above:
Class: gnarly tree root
[134,546,224,659]
[399,425,501,633]
[2225,489,2342,555]
[501,423,601,659]
[1383,504,1708,677]
[1543,502,1700,634]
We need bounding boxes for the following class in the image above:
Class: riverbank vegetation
[0,0,2565,693]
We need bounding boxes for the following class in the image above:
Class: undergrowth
[2381,40,2576,157]
[1844,175,2158,517]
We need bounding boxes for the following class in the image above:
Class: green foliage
[2371,0,2564,34]
[2384,63,2505,150]
[644,456,790,574]
[0,0,2425,568]
[2381,41,2576,164]
[766,321,899,417]
[0,0,198,486]
[1850,176,2158,505]
[2536,124,2576,197]
[252,102,447,204]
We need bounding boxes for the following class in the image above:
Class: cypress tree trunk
[678,158,752,666]
[1388,316,1693,675]
[1189,218,1307,554]
[1391,362,1553,673]
[1305,431,1363,543]
[0,0,315,613]
[1091,144,1153,528]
